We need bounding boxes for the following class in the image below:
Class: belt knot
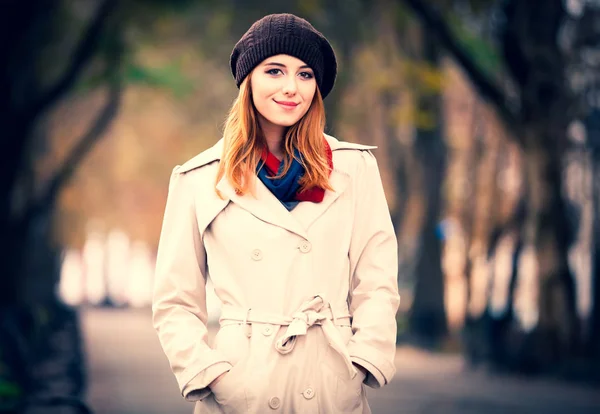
[274,295,358,379]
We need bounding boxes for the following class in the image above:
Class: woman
[153,13,400,414]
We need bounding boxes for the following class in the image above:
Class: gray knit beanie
[230,13,337,99]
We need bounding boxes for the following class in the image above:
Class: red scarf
[260,139,333,203]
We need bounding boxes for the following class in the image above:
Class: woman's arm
[152,166,231,401]
[346,151,401,388]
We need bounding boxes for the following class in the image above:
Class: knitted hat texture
[230,13,337,98]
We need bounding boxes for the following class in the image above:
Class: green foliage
[0,378,21,404]
[127,0,198,14]
[403,61,445,94]
[296,0,324,17]
[403,0,503,78]
[124,61,195,98]
[447,9,503,77]
[73,59,194,98]
[0,352,21,411]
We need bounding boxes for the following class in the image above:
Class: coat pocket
[211,324,251,412]
[335,369,365,412]
[322,324,354,376]
[210,361,248,413]
[321,325,366,412]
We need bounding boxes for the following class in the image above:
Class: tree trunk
[522,136,579,369]
[407,29,447,347]
[590,148,600,361]
[400,0,585,375]
[500,0,579,372]
[0,3,116,411]
[462,113,503,365]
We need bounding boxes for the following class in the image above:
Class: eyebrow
[263,62,312,70]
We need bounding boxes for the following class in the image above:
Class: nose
[281,74,297,96]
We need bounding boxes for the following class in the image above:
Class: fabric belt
[219,295,358,379]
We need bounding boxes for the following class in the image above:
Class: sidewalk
[82,308,600,414]
[373,347,600,414]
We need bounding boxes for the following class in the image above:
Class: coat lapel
[288,134,377,231]
[216,175,309,240]
[291,169,350,231]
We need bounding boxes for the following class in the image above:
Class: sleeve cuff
[347,342,396,388]
[182,361,232,402]
[351,356,385,388]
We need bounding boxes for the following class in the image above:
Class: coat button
[302,387,315,399]
[262,325,273,336]
[268,396,281,409]
[298,240,311,253]
[251,249,263,261]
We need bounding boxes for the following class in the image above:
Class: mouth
[274,99,299,108]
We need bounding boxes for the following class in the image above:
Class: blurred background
[1,0,600,413]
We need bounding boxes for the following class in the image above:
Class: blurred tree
[591,109,600,362]
[404,24,448,347]
[569,3,600,371]
[0,0,121,412]
[401,0,599,375]
[1,0,120,304]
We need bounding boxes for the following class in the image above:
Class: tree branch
[22,83,120,231]
[1,1,116,226]
[18,26,123,231]
[22,81,120,229]
[400,0,522,140]
[23,0,117,122]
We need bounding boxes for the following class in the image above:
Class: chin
[271,117,302,127]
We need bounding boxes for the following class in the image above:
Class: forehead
[260,54,311,68]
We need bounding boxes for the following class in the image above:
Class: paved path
[81,308,600,414]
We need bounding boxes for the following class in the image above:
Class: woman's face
[250,54,317,133]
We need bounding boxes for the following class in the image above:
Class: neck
[259,117,286,160]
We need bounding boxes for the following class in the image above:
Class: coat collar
[178,139,224,173]
[180,135,377,238]
[178,134,377,174]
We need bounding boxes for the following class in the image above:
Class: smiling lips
[274,99,299,108]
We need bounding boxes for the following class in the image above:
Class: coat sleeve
[346,150,400,389]
[152,166,232,401]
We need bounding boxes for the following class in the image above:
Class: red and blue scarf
[256,139,333,210]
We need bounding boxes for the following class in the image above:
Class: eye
[299,71,314,79]
[266,68,283,75]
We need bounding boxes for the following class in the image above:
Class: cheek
[253,93,274,117]
[251,93,264,111]
[302,83,316,104]
[251,88,271,112]
[300,85,316,112]
[251,78,273,101]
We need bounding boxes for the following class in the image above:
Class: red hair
[215,72,332,197]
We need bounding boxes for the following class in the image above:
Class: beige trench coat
[153,134,400,413]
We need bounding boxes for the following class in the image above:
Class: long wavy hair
[215,71,333,198]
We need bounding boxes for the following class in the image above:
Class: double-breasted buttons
[302,387,315,400]
[298,240,312,253]
[262,325,273,336]
[251,249,263,261]
[268,396,281,409]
